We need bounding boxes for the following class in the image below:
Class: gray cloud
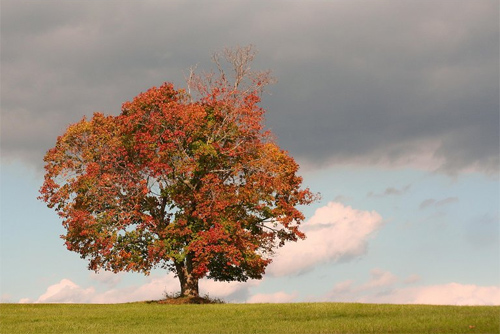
[368,185,411,198]
[1,1,498,175]
[419,197,459,210]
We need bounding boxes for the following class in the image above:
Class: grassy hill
[1,302,498,334]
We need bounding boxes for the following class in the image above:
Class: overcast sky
[1,0,499,305]
[3,0,498,174]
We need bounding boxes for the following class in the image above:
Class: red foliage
[40,61,317,297]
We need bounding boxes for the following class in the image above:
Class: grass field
[1,302,498,334]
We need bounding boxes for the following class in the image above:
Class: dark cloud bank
[1,1,498,175]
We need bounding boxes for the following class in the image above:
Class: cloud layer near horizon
[1,0,498,174]
[21,272,500,305]
[327,269,500,306]
[20,274,259,304]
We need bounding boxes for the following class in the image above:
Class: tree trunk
[175,255,199,298]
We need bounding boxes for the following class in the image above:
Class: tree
[39,46,317,298]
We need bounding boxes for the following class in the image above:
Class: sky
[1,0,499,305]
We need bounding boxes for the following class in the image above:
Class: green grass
[1,302,498,334]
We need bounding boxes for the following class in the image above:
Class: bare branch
[185,45,276,102]
[184,64,198,103]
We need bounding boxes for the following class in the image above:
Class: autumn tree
[39,46,316,299]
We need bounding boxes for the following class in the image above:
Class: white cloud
[359,268,398,290]
[1,294,13,303]
[327,269,398,298]
[19,298,33,304]
[35,279,95,303]
[91,274,179,304]
[200,279,260,302]
[359,283,500,306]
[21,275,259,304]
[268,202,384,276]
[247,291,298,304]
[327,269,500,306]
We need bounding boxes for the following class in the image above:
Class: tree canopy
[39,46,317,298]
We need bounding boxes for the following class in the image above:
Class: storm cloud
[1,1,498,174]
